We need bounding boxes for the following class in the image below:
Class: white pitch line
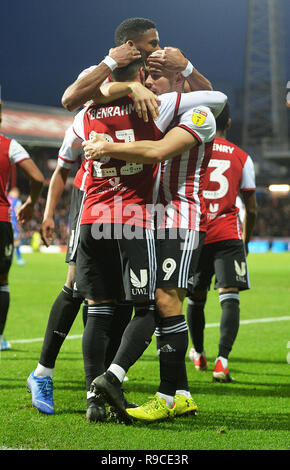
[9,334,82,344]
[8,316,290,345]
[205,315,290,328]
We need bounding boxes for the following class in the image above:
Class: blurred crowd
[252,192,290,239]
[19,189,71,246]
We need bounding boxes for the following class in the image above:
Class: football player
[0,118,44,351]
[187,102,257,382]
[84,64,226,422]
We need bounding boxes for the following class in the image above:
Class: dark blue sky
[1,0,289,114]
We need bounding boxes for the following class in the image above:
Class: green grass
[0,252,289,451]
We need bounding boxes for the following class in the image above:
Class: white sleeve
[58,125,84,170]
[240,155,256,190]
[72,107,87,141]
[154,92,180,133]
[236,196,245,223]
[177,106,216,144]
[9,139,31,164]
[179,90,227,118]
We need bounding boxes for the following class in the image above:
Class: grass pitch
[0,252,289,452]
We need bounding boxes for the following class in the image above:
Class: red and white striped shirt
[203,136,256,244]
[71,90,227,228]
[159,106,216,231]
[0,134,30,222]
[73,93,181,228]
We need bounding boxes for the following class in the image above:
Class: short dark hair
[111,58,145,82]
[114,17,156,45]
[216,102,230,131]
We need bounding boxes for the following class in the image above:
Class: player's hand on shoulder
[129,82,160,122]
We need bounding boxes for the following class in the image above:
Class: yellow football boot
[126,394,176,422]
[174,394,198,416]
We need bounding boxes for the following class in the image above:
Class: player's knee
[64,263,76,290]
[155,287,184,317]
[219,287,238,294]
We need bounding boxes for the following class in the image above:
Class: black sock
[218,292,240,359]
[187,297,206,353]
[111,303,156,372]
[39,286,82,368]
[82,303,115,390]
[0,285,10,336]
[105,303,133,369]
[156,315,189,396]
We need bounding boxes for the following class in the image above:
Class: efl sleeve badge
[192,108,208,126]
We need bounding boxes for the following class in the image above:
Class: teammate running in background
[8,187,26,266]
[187,102,257,382]
[0,131,44,351]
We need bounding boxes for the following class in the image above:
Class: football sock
[218,292,240,359]
[110,303,156,373]
[34,364,54,378]
[105,303,133,369]
[107,364,126,383]
[156,315,189,397]
[0,285,10,336]
[82,303,115,390]
[186,297,206,353]
[156,392,174,408]
[175,389,191,398]
[39,286,82,369]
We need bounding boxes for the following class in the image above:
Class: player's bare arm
[92,81,160,121]
[83,126,197,164]
[61,43,141,111]
[241,190,258,255]
[147,47,213,91]
[16,159,44,224]
[41,165,70,247]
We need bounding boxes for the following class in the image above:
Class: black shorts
[65,186,85,264]
[118,226,156,302]
[189,239,250,293]
[74,224,157,302]
[0,221,14,274]
[74,224,124,302]
[156,229,206,290]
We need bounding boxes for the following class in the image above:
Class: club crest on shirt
[192,108,207,126]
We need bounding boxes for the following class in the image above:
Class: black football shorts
[65,186,85,264]
[156,228,206,290]
[188,238,250,293]
[74,223,157,303]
